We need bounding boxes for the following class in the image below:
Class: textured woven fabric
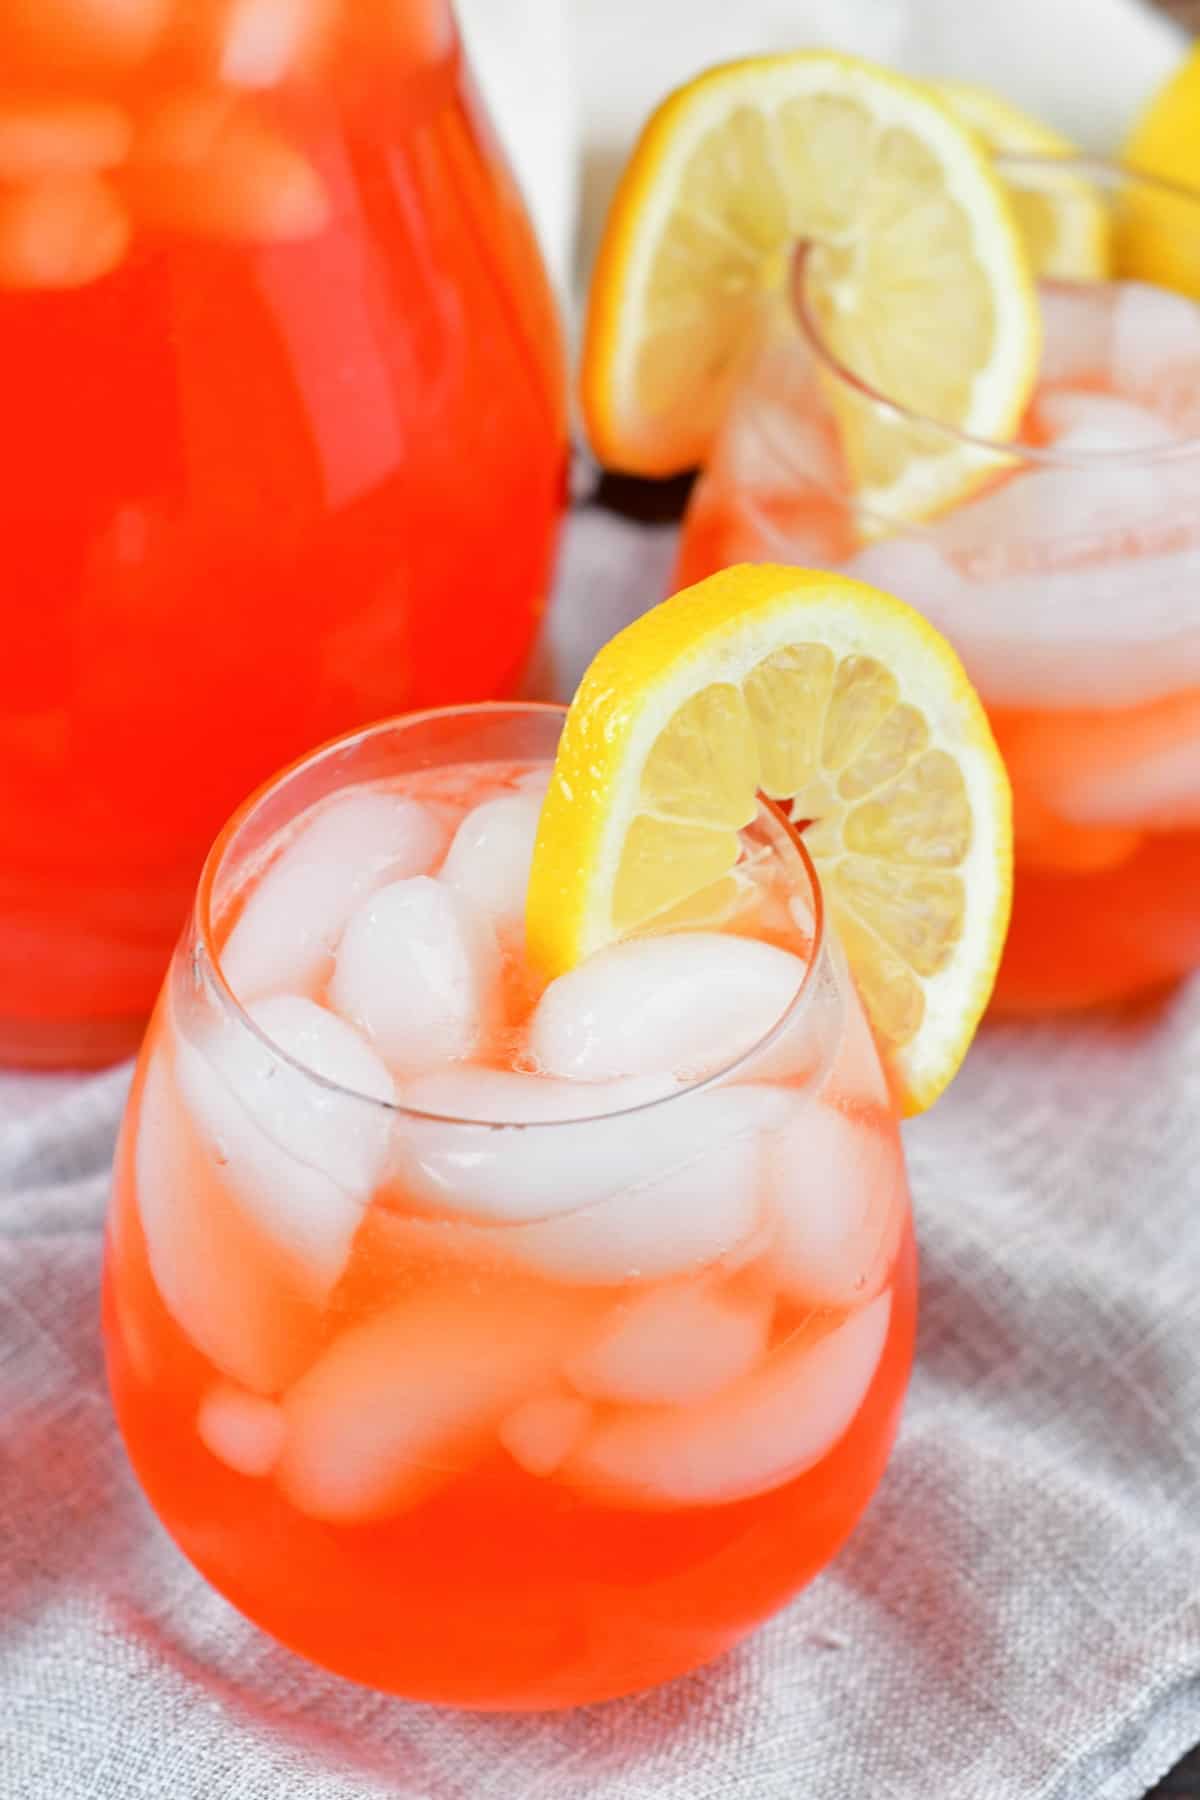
[3,504,1200,1798]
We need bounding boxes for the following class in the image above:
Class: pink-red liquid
[0,3,567,1065]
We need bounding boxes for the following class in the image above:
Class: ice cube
[440,791,544,930]
[219,0,332,88]
[497,1161,756,1285]
[763,1098,905,1308]
[851,502,1200,711]
[566,1289,892,1507]
[1038,282,1116,389]
[135,1050,327,1393]
[221,791,446,1003]
[498,1392,592,1478]
[251,993,396,1118]
[275,1284,577,1522]
[197,1383,285,1477]
[500,1096,782,1285]
[394,1066,767,1218]
[565,1283,771,1406]
[1064,735,1200,831]
[1018,691,1200,832]
[1039,389,1175,451]
[528,933,807,1082]
[391,1070,785,1282]
[943,434,1161,544]
[391,1067,671,1216]
[174,996,394,1293]
[1090,740,1200,828]
[328,876,497,1074]
[1109,280,1200,433]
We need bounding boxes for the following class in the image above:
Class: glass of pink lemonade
[678,159,1200,1014]
[103,703,915,1709]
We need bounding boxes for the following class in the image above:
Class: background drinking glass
[677,157,1200,1014]
[104,702,915,1710]
[0,0,567,1071]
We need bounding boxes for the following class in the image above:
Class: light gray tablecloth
[3,506,1200,1799]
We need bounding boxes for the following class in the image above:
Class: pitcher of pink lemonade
[0,0,567,1070]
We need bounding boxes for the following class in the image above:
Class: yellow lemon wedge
[1120,46,1200,299]
[526,565,1012,1116]
[581,51,1041,528]
[933,80,1111,280]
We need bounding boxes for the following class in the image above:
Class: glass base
[0,1011,148,1072]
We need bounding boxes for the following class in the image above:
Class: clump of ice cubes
[221,790,446,1003]
[142,759,906,1522]
[851,281,1200,712]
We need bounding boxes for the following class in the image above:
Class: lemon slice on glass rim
[933,79,1111,281]
[526,565,1012,1117]
[582,50,1041,527]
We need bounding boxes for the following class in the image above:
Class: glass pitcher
[0,0,568,1069]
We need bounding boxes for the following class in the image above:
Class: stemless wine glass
[677,158,1200,1014]
[103,703,915,1710]
[0,0,566,1069]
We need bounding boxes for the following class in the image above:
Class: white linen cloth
[4,4,1200,1795]
[3,500,1200,1800]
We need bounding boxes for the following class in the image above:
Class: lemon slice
[582,51,1040,527]
[526,565,1012,1116]
[1120,46,1200,299]
[933,81,1111,281]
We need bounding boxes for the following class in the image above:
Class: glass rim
[791,150,1200,472]
[191,701,832,1129]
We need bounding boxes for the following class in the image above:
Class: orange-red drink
[676,164,1200,1014]
[104,705,914,1709]
[0,0,566,1069]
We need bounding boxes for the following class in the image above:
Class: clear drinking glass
[103,703,915,1709]
[677,158,1200,1014]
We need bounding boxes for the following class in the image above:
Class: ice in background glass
[103,704,915,1710]
[677,158,1200,1014]
[0,0,566,1070]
